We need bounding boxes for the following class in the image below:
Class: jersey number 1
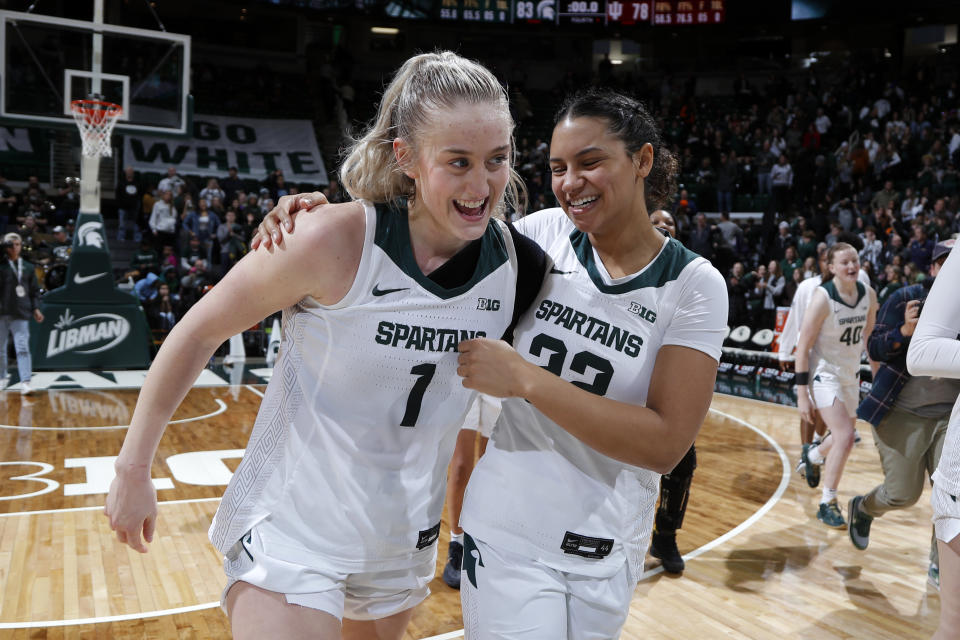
[401,363,436,427]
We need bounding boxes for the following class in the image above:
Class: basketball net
[70,99,122,158]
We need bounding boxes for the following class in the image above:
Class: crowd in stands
[3,52,959,344]
[508,55,960,336]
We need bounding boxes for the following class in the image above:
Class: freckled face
[403,102,512,245]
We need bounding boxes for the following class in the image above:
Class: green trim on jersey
[373,201,509,300]
[821,280,866,308]
[570,232,698,294]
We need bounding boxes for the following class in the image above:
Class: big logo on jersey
[46,308,131,357]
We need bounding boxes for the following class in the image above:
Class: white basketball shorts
[811,379,858,418]
[932,484,960,544]
[460,533,635,639]
[460,394,502,438]
[222,519,433,621]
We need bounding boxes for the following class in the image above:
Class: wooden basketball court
[0,383,941,639]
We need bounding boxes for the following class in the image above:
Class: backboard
[1,8,191,136]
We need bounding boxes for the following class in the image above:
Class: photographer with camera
[0,233,44,394]
[851,239,959,589]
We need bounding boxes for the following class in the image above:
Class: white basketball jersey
[210,201,520,571]
[460,208,727,580]
[810,280,870,384]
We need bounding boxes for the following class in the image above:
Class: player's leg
[225,581,341,640]
[799,410,827,487]
[815,397,856,528]
[566,561,635,640]
[340,555,434,640]
[461,533,567,639]
[932,486,960,638]
[651,444,696,574]
[444,427,480,588]
[341,609,414,640]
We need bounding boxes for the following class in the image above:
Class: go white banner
[123,114,328,184]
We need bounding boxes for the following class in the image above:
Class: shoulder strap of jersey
[501,222,547,343]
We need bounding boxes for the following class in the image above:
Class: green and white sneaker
[817,499,846,528]
[801,444,821,488]
[847,495,872,550]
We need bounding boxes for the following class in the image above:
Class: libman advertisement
[122,114,328,184]
[31,304,151,370]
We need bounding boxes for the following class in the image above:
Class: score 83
[607,0,652,24]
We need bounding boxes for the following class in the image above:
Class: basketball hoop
[70,99,122,158]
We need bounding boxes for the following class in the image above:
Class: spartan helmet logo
[77,221,104,248]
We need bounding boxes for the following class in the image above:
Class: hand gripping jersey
[809,280,871,384]
[210,201,542,572]
[460,208,727,580]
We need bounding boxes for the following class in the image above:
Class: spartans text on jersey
[375,321,487,352]
[535,299,644,358]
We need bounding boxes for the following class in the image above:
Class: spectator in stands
[157,167,185,196]
[17,216,44,263]
[761,260,786,328]
[907,223,935,273]
[770,153,793,216]
[148,189,178,253]
[200,178,225,208]
[0,175,14,235]
[871,180,900,212]
[0,232,42,394]
[716,210,742,257]
[877,264,905,306]
[323,178,347,204]
[182,199,219,260]
[116,167,141,243]
[716,151,738,214]
[179,258,212,308]
[688,212,715,261]
[220,167,243,205]
[772,220,794,260]
[797,229,818,262]
[727,262,750,327]
[145,282,180,332]
[860,226,883,268]
[216,210,246,274]
[134,271,162,304]
[754,139,775,196]
[780,245,802,281]
[180,236,205,273]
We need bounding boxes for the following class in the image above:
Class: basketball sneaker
[650,532,685,574]
[801,443,821,488]
[847,495,872,550]
[817,499,846,528]
[442,540,464,589]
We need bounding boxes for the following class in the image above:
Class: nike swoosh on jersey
[549,267,576,275]
[73,272,108,284]
[372,284,410,296]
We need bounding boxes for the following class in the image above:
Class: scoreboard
[438,0,725,24]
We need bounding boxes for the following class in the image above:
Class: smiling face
[549,116,651,237]
[828,247,860,284]
[399,101,511,247]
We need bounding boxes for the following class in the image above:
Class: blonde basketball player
[795,242,877,527]
[455,89,727,638]
[104,52,545,640]
[908,242,960,639]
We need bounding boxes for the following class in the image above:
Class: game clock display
[499,0,724,25]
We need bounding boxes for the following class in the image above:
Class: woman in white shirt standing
[907,240,960,639]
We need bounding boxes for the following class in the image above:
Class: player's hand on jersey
[104,472,158,553]
[457,338,533,398]
[252,191,328,250]
[900,299,922,337]
[796,388,814,424]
